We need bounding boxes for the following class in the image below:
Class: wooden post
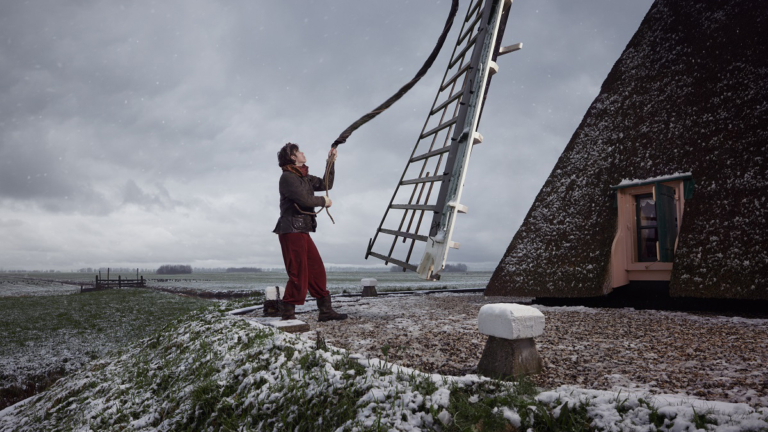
[107,268,110,283]
[95,275,99,288]
[118,275,121,288]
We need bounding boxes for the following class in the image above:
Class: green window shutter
[654,183,677,262]
[684,178,695,200]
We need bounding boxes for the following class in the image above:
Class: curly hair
[277,143,299,167]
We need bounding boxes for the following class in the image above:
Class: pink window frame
[607,180,686,290]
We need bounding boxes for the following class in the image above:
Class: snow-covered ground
[0,289,207,410]
[0,278,80,297]
[1,305,766,431]
[2,288,766,430]
[291,293,768,408]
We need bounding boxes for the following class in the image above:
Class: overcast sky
[0,0,653,271]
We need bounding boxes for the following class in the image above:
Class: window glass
[639,228,658,261]
[636,194,658,262]
[638,197,657,227]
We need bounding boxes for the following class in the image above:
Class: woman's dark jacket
[273,164,334,234]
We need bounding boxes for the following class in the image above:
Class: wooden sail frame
[366,0,521,279]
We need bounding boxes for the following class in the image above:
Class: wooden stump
[477,336,542,380]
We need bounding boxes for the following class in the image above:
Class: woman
[273,143,348,322]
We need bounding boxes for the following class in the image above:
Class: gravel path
[257,293,768,407]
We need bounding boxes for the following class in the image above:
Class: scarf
[282,164,309,177]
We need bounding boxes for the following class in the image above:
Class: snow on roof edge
[612,172,693,189]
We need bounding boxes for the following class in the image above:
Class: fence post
[118,275,121,288]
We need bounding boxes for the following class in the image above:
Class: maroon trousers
[278,232,330,305]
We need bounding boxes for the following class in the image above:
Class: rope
[316,0,460,223]
[330,0,460,149]
[293,155,336,224]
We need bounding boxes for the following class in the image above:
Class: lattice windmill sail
[365,0,521,279]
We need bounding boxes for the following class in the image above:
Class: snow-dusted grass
[2,307,766,432]
[0,289,208,409]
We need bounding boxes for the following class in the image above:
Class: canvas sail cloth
[486,0,768,300]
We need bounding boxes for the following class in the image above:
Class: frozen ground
[0,277,80,297]
[0,271,493,297]
[1,307,765,431]
[0,289,207,409]
[269,293,768,408]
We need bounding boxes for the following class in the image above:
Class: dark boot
[263,300,280,317]
[280,302,296,320]
[317,295,348,322]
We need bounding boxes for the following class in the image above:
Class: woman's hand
[323,196,333,208]
[328,148,338,162]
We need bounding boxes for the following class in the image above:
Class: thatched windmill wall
[486,0,768,300]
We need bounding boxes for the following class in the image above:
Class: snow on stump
[361,278,378,297]
[477,304,545,379]
[263,286,284,317]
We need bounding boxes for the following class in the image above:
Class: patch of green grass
[446,376,593,432]
[333,353,367,377]
[447,380,522,432]
[0,289,209,409]
[187,379,219,427]
[298,351,324,372]
[527,400,592,432]
[639,398,670,429]
[692,406,717,430]
[411,373,439,396]
[613,390,632,416]
[0,289,208,349]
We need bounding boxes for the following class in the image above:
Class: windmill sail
[365,0,520,279]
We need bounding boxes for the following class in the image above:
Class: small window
[635,194,658,262]
[609,174,692,287]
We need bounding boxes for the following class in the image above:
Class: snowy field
[0,289,208,410]
[1,307,766,431]
[2,277,766,430]
[0,276,81,297]
[144,270,492,295]
[0,272,489,410]
[0,271,492,297]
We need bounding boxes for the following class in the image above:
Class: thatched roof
[486,0,768,299]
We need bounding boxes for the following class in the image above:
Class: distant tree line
[388,263,468,272]
[389,266,413,272]
[225,267,263,273]
[443,263,468,272]
[156,265,193,275]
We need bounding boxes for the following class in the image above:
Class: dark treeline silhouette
[443,263,468,272]
[389,266,414,272]
[225,267,263,273]
[156,265,193,275]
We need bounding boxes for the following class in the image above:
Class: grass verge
[0,289,208,409]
